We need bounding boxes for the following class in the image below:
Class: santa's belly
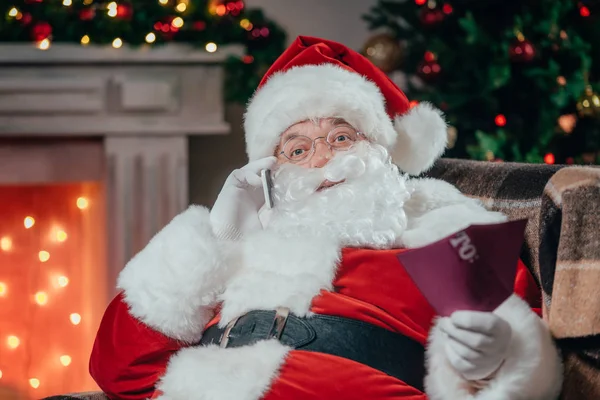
[263,350,426,400]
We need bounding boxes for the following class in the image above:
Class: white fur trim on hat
[392,102,448,176]
[244,64,448,176]
[244,63,396,161]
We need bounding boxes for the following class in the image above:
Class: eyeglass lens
[282,126,359,162]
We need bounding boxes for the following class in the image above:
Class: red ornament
[509,38,535,62]
[544,153,556,165]
[415,0,427,5]
[30,22,52,42]
[116,3,133,20]
[79,8,96,21]
[193,21,206,31]
[442,4,453,14]
[580,6,591,17]
[419,6,445,26]
[494,114,507,127]
[417,54,441,82]
[242,55,254,64]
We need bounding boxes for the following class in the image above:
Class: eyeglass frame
[277,125,364,164]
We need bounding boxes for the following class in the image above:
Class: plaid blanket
[426,158,600,399]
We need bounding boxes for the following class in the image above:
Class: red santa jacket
[90,247,542,400]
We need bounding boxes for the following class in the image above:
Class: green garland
[0,0,287,103]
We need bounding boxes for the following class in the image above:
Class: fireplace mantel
[0,43,242,295]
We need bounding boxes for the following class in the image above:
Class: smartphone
[261,169,274,209]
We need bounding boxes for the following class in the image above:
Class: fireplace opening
[0,181,107,399]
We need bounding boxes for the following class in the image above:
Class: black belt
[199,308,425,392]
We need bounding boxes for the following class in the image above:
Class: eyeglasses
[279,125,362,163]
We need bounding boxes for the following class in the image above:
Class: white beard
[265,142,411,249]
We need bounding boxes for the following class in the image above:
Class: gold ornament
[446,126,458,149]
[362,33,403,73]
[576,85,600,118]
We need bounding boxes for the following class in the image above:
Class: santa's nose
[310,141,333,169]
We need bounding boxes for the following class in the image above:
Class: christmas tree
[363,0,600,165]
[0,0,286,103]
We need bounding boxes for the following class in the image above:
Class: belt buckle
[267,307,290,340]
[219,316,240,348]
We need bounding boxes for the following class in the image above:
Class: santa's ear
[391,102,448,176]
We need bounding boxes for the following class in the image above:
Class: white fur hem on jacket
[117,205,232,343]
[155,339,290,400]
[425,294,563,400]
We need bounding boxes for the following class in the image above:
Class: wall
[189,0,379,207]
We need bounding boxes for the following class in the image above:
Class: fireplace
[0,43,236,399]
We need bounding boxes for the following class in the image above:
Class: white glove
[210,156,277,240]
[439,310,512,381]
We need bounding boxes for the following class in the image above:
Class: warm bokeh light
[8,7,19,17]
[0,236,12,251]
[145,32,156,43]
[0,282,6,297]
[58,276,69,287]
[24,216,35,229]
[63,0,72,6]
[494,114,507,127]
[76,197,89,209]
[544,153,556,165]
[39,250,50,262]
[112,38,123,49]
[37,38,51,50]
[60,355,72,366]
[56,229,68,242]
[205,42,217,52]
[159,0,168,4]
[0,369,3,379]
[7,335,20,349]
[35,291,49,306]
[70,313,82,325]
[29,378,40,389]
[172,16,184,28]
[81,35,90,45]
[176,2,187,12]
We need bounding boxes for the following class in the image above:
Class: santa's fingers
[439,318,495,351]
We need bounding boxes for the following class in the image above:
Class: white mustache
[271,143,369,204]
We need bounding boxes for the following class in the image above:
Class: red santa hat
[244,35,448,175]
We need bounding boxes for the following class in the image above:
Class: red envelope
[397,219,528,316]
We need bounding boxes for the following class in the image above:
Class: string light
[145,32,156,43]
[39,251,50,262]
[580,6,590,17]
[60,355,72,366]
[62,0,72,6]
[77,197,89,209]
[70,313,82,325]
[83,0,93,4]
[56,229,68,242]
[34,291,49,306]
[176,2,187,12]
[544,153,556,165]
[172,17,184,28]
[8,7,19,17]
[112,38,123,48]
[37,38,51,51]
[495,114,507,127]
[58,276,69,287]
[29,378,40,389]
[159,0,169,4]
[205,42,217,52]
[81,35,90,45]
[1,237,12,251]
[24,216,35,229]
[107,1,118,17]
[7,335,20,349]
[0,282,6,297]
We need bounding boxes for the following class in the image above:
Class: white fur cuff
[425,294,563,400]
[156,340,290,400]
[117,205,231,343]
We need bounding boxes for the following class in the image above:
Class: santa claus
[89,36,563,400]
